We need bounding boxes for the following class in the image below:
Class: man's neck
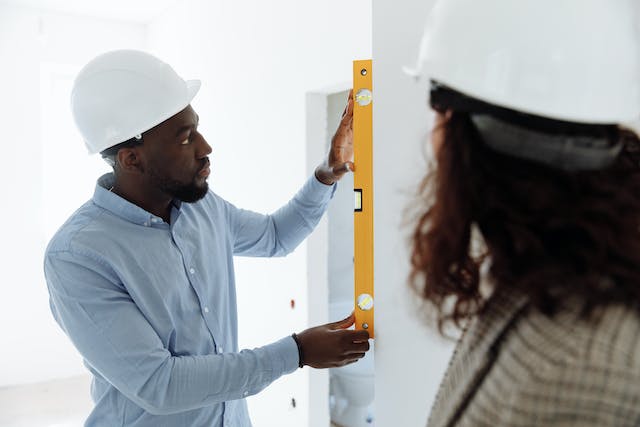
[111,179,172,224]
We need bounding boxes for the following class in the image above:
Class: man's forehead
[149,105,198,135]
[169,105,198,126]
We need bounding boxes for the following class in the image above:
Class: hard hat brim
[185,79,201,105]
[91,79,202,155]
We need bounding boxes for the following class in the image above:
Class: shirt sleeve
[224,174,336,256]
[44,249,300,415]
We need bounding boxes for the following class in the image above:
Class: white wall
[0,3,147,387]
[305,86,354,427]
[373,1,456,426]
[147,2,371,426]
[1,2,459,426]
[1,3,371,426]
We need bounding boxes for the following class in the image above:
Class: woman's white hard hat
[71,49,201,154]
[406,0,640,125]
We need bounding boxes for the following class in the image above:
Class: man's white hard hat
[406,0,640,125]
[71,49,201,154]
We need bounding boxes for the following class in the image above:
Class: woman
[408,0,640,425]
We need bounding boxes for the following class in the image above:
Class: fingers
[341,90,354,115]
[315,161,353,186]
[340,96,354,134]
[340,98,354,125]
[343,331,370,347]
[343,97,354,117]
[336,354,367,367]
[331,162,354,176]
[335,329,370,352]
[301,316,371,368]
[344,340,370,354]
[330,313,355,330]
[349,353,367,361]
[327,353,366,368]
[351,329,371,342]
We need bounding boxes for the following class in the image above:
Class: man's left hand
[315,90,354,185]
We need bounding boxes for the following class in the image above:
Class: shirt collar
[93,173,181,227]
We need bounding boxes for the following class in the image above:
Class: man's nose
[197,135,212,158]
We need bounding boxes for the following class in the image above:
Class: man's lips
[198,161,210,178]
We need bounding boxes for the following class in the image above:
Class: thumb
[330,312,355,330]
[332,162,354,176]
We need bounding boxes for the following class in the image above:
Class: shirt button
[189,267,195,274]
[218,345,223,353]
[243,391,249,397]
[204,307,209,313]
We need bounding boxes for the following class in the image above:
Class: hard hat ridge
[71,49,201,154]
[409,0,640,125]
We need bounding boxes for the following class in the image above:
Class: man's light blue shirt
[44,173,335,427]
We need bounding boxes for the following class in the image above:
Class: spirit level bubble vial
[353,59,374,338]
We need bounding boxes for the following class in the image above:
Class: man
[44,49,370,427]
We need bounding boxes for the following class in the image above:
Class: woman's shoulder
[512,298,640,370]
[467,299,640,425]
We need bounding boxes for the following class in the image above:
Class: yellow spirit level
[353,59,374,338]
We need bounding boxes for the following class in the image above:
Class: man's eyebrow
[175,115,200,137]
[175,125,192,137]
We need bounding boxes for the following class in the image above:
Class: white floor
[0,375,342,427]
[0,375,93,427]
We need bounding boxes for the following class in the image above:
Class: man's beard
[148,169,208,203]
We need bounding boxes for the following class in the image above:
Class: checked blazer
[427,289,640,427]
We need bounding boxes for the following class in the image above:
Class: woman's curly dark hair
[409,111,640,334]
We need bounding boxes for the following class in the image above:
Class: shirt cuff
[265,336,300,376]
[300,174,337,205]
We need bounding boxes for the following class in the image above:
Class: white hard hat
[406,0,640,125]
[71,50,201,154]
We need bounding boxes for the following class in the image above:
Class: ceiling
[0,0,177,23]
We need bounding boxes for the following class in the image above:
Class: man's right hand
[295,313,370,368]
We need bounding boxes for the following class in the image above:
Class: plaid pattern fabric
[427,290,640,427]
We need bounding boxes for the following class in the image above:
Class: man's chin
[175,182,209,203]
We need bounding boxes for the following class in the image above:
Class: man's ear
[116,147,145,174]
